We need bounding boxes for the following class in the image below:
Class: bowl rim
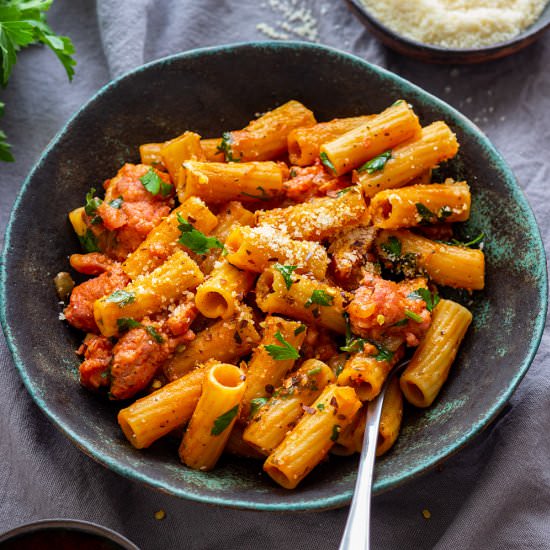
[0,519,139,549]
[345,0,550,61]
[1,40,547,511]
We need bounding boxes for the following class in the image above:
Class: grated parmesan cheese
[359,0,549,49]
[257,0,320,42]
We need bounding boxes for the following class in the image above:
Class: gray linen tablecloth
[1,1,549,548]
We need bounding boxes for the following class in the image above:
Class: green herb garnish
[240,185,271,201]
[340,312,366,354]
[78,229,100,253]
[317,403,325,411]
[319,151,336,174]
[265,332,300,361]
[145,325,164,343]
[304,289,334,308]
[358,150,392,174]
[140,167,172,196]
[404,309,423,323]
[373,344,394,362]
[450,233,484,248]
[294,324,306,336]
[380,235,401,258]
[330,424,341,442]
[177,213,224,255]
[392,318,409,327]
[307,365,322,377]
[217,131,241,162]
[211,405,239,435]
[84,188,102,216]
[408,287,440,312]
[116,318,142,331]
[274,264,297,290]
[105,290,135,308]
[249,397,269,418]
[416,203,453,224]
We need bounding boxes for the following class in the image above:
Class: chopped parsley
[450,232,484,248]
[211,405,239,435]
[336,186,354,197]
[249,397,269,418]
[294,324,306,336]
[140,168,173,196]
[84,187,102,216]
[109,197,123,209]
[392,318,409,327]
[116,317,142,331]
[373,344,394,362]
[317,403,326,411]
[319,151,336,174]
[381,235,401,258]
[241,186,271,201]
[217,132,241,162]
[105,290,135,308]
[307,365,322,377]
[340,312,366,354]
[404,309,423,323]
[304,289,334,308]
[358,150,392,174]
[330,424,341,442]
[177,213,224,254]
[78,229,100,253]
[392,99,404,106]
[265,332,300,361]
[408,287,440,312]
[145,326,164,343]
[289,168,297,178]
[274,264,297,290]
[416,203,453,224]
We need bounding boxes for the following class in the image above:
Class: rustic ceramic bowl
[345,0,550,63]
[1,41,547,511]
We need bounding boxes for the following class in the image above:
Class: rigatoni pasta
[60,98,484,489]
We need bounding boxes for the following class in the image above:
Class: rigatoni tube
[179,362,246,471]
[264,385,361,489]
[400,299,472,408]
[319,101,421,176]
[118,365,206,449]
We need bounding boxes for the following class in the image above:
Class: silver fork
[338,360,409,550]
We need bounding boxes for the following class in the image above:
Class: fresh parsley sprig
[140,168,172,197]
[408,287,440,312]
[274,264,297,290]
[177,213,224,255]
[304,289,334,308]
[0,0,77,162]
[357,150,392,174]
[265,331,300,361]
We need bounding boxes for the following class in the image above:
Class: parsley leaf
[217,131,241,162]
[404,309,423,323]
[265,331,300,361]
[450,232,484,248]
[336,186,354,197]
[145,325,164,343]
[373,344,394,362]
[249,397,269,418]
[304,289,334,308]
[380,236,401,258]
[294,324,306,336]
[307,365,322,376]
[274,264,297,290]
[117,317,142,331]
[317,403,325,411]
[408,287,440,312]
[319,152,336,174]
[211,404,239,435]
[340,312,367,354]
[358,150,392,174]
[177,213,224,254]
[78,229,100,253]
[240,185,271,201]
[105,290,135,308]
[330,424,341,442]
[416,203,453,224]
[392,318,409,327]
[140,167,172,196]
[0,1,76,161]
[84,187,102,216]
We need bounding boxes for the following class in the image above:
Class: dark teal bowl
[1,42,547,511]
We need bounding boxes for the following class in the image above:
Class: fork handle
[338,393,385,550]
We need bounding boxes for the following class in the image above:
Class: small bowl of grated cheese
[345,0,550,63]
